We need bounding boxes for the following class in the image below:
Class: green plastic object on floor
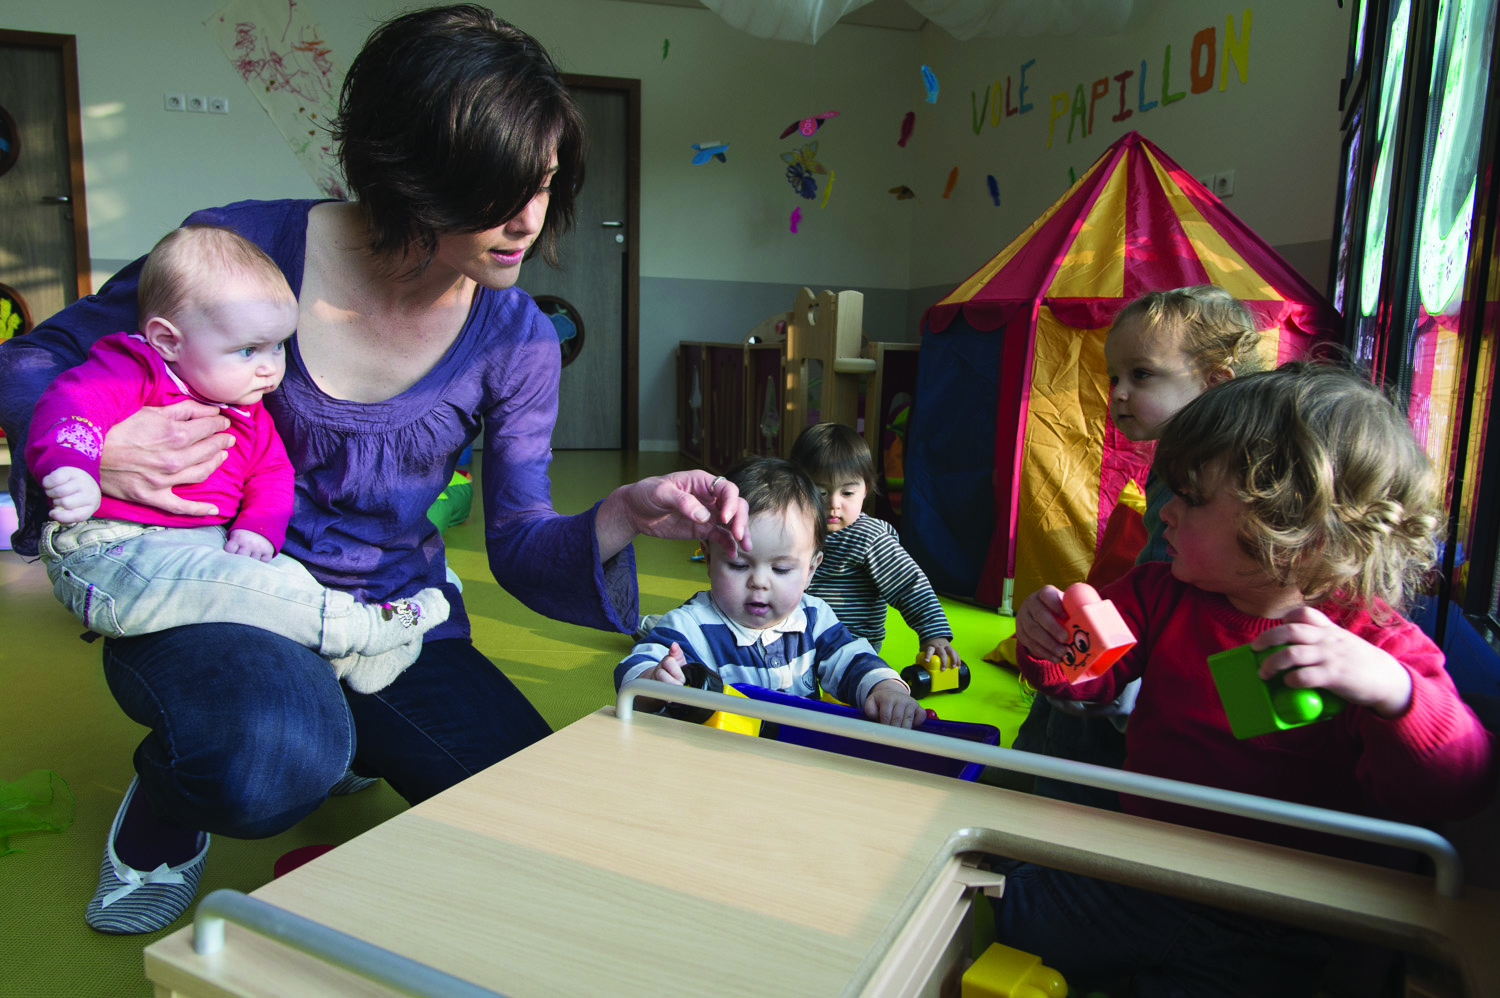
[0,769,75,856]
[426,470,474,532]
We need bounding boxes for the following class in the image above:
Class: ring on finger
[711,475,725,489]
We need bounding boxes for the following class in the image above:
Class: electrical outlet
[1195,174,1213,190]
[164,93,185,112]
[186,95,208,113]
[208,96,229,114]
[1214,170,1236,197]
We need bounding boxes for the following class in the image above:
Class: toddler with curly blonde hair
[1000,362,1495,997]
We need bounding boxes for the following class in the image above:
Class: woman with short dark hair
[0,4,746,936]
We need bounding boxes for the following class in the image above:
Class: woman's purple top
[0,200,637,642]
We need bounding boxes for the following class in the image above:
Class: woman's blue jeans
[102,623,552,837]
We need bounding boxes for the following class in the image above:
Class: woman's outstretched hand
[596,470,750,563]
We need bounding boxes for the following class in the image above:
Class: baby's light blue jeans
[40,519,363,656]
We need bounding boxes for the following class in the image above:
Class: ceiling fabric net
[699,0,1134,43]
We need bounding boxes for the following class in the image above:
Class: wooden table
[145,705,1500,997]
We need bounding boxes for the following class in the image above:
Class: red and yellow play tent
[903,131,1341,609]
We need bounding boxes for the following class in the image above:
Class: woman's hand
[1251,606,1414,718]
[100,402,234,516]
[595,470,750,564]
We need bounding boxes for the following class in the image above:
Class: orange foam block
[1056,582,1136,684]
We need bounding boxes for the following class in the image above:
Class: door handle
[599,220,624,228]
[40,195,71,203]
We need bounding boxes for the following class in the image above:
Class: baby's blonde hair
[1154,362,1441,618]
[138,225,294,326]
[1111,284,1262,378]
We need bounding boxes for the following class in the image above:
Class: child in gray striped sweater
[790,422,961,671]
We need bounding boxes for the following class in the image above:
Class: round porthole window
[0,104,19,178]
[534,295,584,368]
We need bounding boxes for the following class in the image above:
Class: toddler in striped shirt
[790,422,959,671]
[617,456,926,727]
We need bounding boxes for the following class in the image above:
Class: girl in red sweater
[999,362,1495,997]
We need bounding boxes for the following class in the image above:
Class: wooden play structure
[676,288,918,478]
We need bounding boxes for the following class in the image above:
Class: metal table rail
[618,678,1464,897]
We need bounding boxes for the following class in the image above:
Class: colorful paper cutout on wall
[821,169,836,208]
[782,142,825,199]
[662,38,670,60]
[987,174,1001,205]
[889,185,920,201]
[898,110,915,147]
[922,64,939,103]
[780,111,839,140]
[206,0,345,198]
[691,142,729,164]
[789,207,802,234]
[943,167,958,199]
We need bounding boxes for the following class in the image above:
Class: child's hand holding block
[900,654,972,698]
[1207,643,1345,739]
[1056,582,1136,684]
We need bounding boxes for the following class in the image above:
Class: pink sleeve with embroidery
[25,333,153,487]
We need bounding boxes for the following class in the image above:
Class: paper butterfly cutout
[897,111,915,148]
[921,65,938,103]
[789,207,802,234]
[889,185,920,201]
[783,142,826,199]
[780,111,839,140]
[987,174,1001,206]
[690,142,729,165]
[942,167,958,199]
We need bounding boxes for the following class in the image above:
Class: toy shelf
[676,288,919,477]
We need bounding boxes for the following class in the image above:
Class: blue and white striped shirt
[615,591,903,707]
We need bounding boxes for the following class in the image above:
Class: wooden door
[0,30,91,331]
[521,78,639,450]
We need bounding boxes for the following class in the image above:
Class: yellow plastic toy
[901,653,972,698]
[702,684,761,737]
[962,942,1068,998]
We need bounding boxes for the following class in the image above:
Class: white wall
[534,2,920,288]
[8,0,1349,447]
[13,0,922,286]
[908,2,1351,286]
